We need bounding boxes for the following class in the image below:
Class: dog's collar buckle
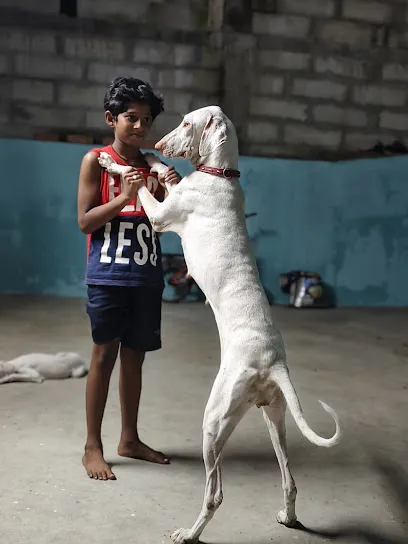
[196,165,240,179]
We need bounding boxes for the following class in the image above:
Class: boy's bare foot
[118,440,170,464]
[83,446,116,480]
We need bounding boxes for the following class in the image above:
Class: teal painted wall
[0,138,407,306]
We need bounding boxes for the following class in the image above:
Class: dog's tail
[273,366,341,448]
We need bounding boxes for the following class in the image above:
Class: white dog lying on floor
[0,352,88,384]
[98,105,341,544]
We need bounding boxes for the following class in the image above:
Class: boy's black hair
[104,76,164,119]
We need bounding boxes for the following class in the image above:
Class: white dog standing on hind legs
[98,105,341,544]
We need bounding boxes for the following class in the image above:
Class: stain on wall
[0,138,407,306]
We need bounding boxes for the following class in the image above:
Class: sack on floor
[279,270,330,308]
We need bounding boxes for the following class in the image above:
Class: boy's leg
[117,287,169,464]
[83,340,119,480]
[118,345,169,463]
[83,285,126,480]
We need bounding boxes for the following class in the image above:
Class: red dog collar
[196,165,240,179]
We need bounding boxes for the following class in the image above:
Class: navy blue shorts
[86,285,163,352]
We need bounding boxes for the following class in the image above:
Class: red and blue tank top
[85,145,164,289]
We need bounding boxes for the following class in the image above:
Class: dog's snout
[155,139,164,151]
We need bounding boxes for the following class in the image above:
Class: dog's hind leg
[262,393,298,528]
[171,372,251,544]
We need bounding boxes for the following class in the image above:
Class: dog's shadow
[111,452,408,544]
[195,519,407,544]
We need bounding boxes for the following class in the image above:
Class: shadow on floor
[165,453,408,544]
[274,454,407,544]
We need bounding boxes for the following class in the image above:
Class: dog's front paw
[143,152,158,163]
[276,510,297,528]
[98,153,128,176]
[144,153,169,176]
[98,152,115,170]
[171,528,198,544]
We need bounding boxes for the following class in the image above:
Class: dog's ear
[198,115,228,159]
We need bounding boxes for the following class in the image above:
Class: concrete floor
[0,295,407,544]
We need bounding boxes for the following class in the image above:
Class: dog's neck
[196,141,239,172]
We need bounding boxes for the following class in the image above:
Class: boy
[77,76,181,480]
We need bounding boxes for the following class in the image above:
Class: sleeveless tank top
[85,145,164,289]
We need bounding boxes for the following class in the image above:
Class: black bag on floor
[279,270,329,308]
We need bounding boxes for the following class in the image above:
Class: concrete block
[314,56,366,79]
[0,124,37,139]
[15,105,83,129]
[258,75,284,95]
[342,0,392,24]
[252,14,311,38]
[380,111,408,131]
[259,50,310,70]
[316,20,372,48]
[164,91,194,114]
[252,0,276,12]
[150,2,199,31]
[353,85,406,107]
[87,63,154,85]
[86,110,109,131]
[152,113,183,137]
[247,120,278,142]
[133,41,170,65]
[15,54,84,81]
[382,63,408,82]
[0,0,59,13]
[345,131,396,150]
[389,31,408,49]
[250,97,307,121]
[58,84,107,109]
[78,0,152,22]
[64,37,125,62]
[279,0,335,17]
[313,105,368,127]
[174,44,198,67]
[201,47,222,69]
[0,111,9,125]
[190,95,220,111]
[81,0,193,28]
[0,28,56,55]
[0,53,9,74]
[284,124,341,148]
[292,79,347,102]
[159,69,219,93]
[12,79,54,104]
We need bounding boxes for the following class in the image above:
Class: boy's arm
[77,151,132,234]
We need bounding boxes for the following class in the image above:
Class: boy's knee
[91,343,118,373]
[120,347,145,367]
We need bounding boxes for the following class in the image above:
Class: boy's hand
[122,168,145,200]
[158,166,181,188]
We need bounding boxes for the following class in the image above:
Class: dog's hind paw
[171,528,198,544]
[277,510,297,528]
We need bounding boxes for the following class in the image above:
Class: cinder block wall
[1,0,408,158]
[0,0,220,142]
[245,0,408,158]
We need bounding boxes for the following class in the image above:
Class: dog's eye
[183,122,190,128]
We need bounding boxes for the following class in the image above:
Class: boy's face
[105,102,153,147]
